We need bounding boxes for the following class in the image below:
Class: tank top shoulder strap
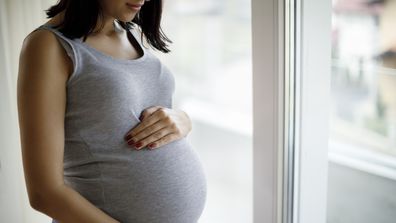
[128,25,150,52]
[32,24,82,85]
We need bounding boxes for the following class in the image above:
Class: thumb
[139,106,162,121]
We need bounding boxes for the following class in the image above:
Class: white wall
[0,0,54,222]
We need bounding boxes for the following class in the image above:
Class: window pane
[154,1,252,222]
[328,0,396,222]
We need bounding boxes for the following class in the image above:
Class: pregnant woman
[16,0,207,222]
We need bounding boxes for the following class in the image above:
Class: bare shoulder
[21,27,60,59]
[19,26,72,80]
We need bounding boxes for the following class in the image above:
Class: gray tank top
[31,23,207,223]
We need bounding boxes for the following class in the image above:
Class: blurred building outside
[328,0,396,222]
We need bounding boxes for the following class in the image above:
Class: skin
[17,0,192,222]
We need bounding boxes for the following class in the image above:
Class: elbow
[26,181,65,213]
[23,178,65,213]
[28,186,63,213]
[28,191,49,212]
[27,186,67,223]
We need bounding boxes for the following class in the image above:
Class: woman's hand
[124,106,192,150]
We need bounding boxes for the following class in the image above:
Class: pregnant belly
[64,137,207,223]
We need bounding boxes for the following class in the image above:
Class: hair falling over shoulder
[45,0,172,53]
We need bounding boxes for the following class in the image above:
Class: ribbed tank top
[31,23,207,223]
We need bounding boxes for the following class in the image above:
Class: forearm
[32,184,119,223]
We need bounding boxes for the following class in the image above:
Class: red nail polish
[148,143,156,149]
[125,134,132,141]
[134,142,142,149]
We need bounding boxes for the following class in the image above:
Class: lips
[126,2,144,10]
[126,3,143,11]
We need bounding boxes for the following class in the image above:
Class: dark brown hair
[45,0,172,53]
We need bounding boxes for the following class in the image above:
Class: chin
[118,14,137,23]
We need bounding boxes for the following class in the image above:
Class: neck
[92,15,122,36]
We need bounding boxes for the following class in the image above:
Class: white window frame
[252,0,331,222]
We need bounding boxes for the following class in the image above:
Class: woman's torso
[31,23,207,223]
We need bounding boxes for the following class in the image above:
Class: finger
[134,126,174,150]
[139,105,163,121]
[147,132,178,150]
[127,119,169,144]
[125,107,170,140]
[124,112,162,140]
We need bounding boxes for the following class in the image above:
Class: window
[327,0,396,222]
[155,0,253,222]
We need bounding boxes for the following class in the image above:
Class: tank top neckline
[40,23,148,64]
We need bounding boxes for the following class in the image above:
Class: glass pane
[328,0,396,222]
[154,1,252,222]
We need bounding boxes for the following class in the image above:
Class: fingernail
[139,115,144,121]
[148,143,156,149]
[134,142,142,149]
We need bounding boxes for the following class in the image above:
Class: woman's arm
[17,29,119,223]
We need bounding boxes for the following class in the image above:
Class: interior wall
[0,0,54,222]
